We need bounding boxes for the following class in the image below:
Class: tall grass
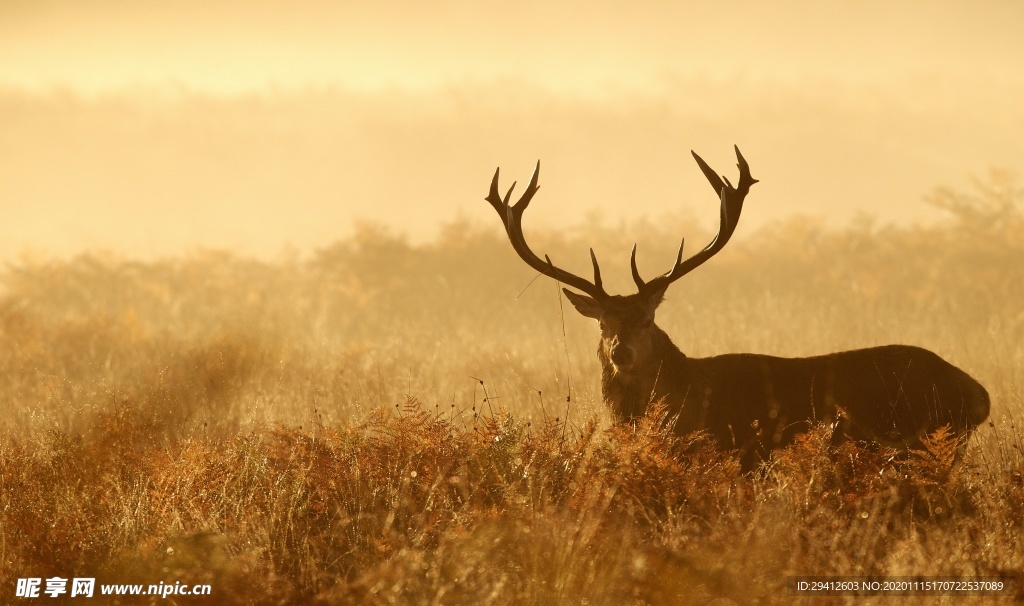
[1,175,1022,603]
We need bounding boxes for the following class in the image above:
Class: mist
[1,1,1022,261]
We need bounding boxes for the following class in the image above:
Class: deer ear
[644,284,669,314]
[562,288,602,319]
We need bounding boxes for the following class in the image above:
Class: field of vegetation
[2,175,1023,604]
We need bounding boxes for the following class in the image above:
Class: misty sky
[3,1,1022,95]
[1,1,1023,260]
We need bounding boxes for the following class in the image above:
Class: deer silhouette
[485,146,990,468]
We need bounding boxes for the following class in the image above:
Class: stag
[485,146,990,468]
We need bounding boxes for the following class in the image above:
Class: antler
[485,161,609,300]
[631,145,757,298]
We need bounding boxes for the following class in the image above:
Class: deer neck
[599,326,687,422]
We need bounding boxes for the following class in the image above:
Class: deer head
[485,146,757,377]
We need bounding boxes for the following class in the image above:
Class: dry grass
[2,176,1023,604]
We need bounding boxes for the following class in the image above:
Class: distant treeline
[0,175,1020,436]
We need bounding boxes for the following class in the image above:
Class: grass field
[2,177,1022,604]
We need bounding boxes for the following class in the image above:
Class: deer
[485,146,990,469]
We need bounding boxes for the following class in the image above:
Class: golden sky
[1,1,1022,260]
[3,1,1022,95]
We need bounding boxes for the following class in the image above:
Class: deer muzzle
[609,342,635,369]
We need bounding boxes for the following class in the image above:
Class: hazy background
[1,0,1023,261]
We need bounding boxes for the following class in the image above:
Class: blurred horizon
[2,1,1022,262]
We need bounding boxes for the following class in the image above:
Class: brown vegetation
[1,176,1022,603]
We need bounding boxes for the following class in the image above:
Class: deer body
[599,328,989,467]
[485,146,990,467]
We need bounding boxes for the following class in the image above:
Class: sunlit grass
[1,177,1022,603]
